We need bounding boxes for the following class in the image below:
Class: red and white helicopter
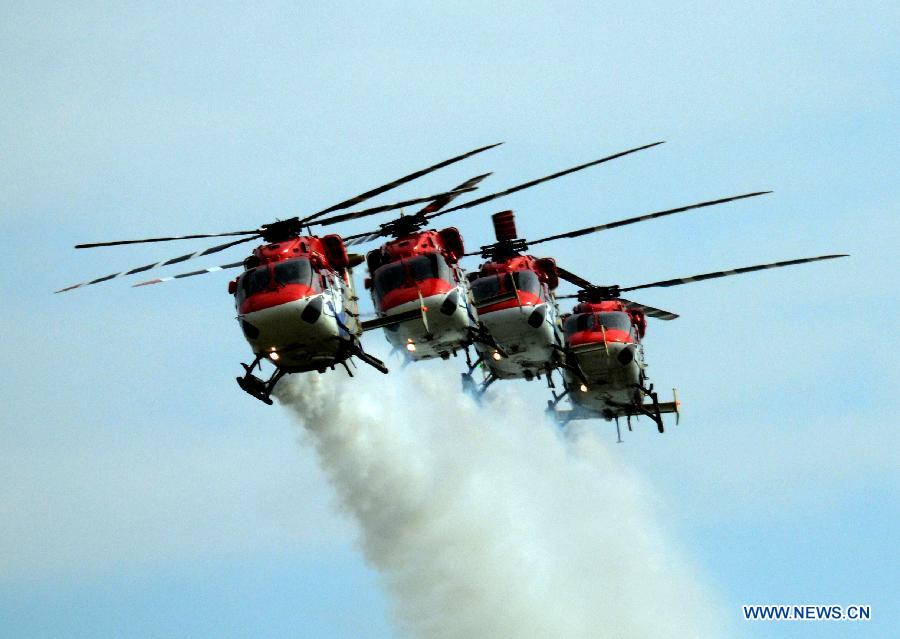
[56,144,500,403]
[549,255,847,440]
[462,191,773,396]
[334,141,665,363]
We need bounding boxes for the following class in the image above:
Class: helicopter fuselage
[231,236,363,373]
[559,301,648,418]
[469,258,563,380]
[366,228,475,361]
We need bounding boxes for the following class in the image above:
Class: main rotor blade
[54,235,258,293]
[75,230,259,249]
[133,261,245,287]
[415,173,492,216]
[341,140,662,245]
[556,266,595,289]
[343,229,382,247]
[299,142,502,224]
[528,191,771,247]
[341,174,495,247]
[311,185,480,227]
[433,141,665,219]
[619,298,679,320]
[620,254,849,293]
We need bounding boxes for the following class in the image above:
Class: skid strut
[236,356,287,406]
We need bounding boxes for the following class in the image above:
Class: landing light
[406,343,417,352]
[269,351,280,362]
[491,351,502,361]
[579,383,588,393]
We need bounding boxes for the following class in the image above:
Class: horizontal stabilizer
[617,400,680,417]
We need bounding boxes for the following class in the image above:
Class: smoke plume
[276,366,726,638]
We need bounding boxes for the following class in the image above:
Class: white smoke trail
[276,366,727,638]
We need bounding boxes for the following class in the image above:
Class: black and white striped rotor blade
[620,254,849,293]
[310,185,480,227]
[132,261,245,287]
[619,298,679,320]
[54,235,258,293]
[300,142,502,223]
[556,266,595,289]
[528,191,771,247]
[432,141,665,219]
[75,230,259,249]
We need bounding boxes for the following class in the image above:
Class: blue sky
[1,2,897,637]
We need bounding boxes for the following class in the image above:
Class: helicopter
[55,144,503,403]
[335,141,666,363]
[548,255,848,440]
[461,191,774,396]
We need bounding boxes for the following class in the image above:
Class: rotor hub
[258,218,305,243]
[577,286,621,302]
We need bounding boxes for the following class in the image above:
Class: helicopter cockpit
[236,258,323,307]
[563,311,637,342]
[372,254,454,307]
[470,269,544,308]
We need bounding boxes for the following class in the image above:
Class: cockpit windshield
[471,270,543,305]
[237,258,320,304]
[512,270,541,295]
[470,277,498,304]
[598,312,632,332]
[237,266,270,304]
[407,254,451,282]
[563,311,633,334]
[373,262,406,301]
[373,254,452,301]
[274,258,316,288]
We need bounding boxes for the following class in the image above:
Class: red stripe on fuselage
[477,291,542,315]
[239,284,318,314]
[567,328,632,347]
[378,278,454,312]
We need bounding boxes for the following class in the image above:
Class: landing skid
[460,370,497,402]
[550,388,680,439]
[460,347,495,401]
[236,355,285,405]
[236,340,389,405]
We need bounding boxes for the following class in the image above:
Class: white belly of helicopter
[475,303,559,379]
[564,341,644,414]
[380,288,473,360]
[239,294,353,371]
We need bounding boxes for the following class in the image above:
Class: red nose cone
[492,210,517,242]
